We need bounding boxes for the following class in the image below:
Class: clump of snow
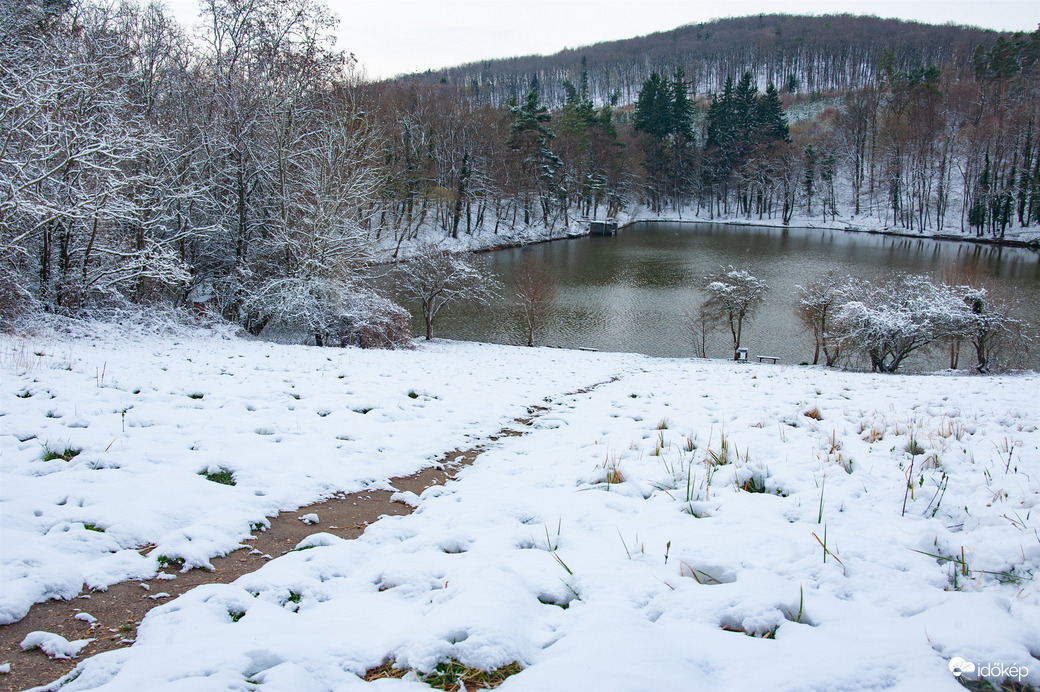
[20,631,93,659]
[294,533,342,551]
[391,491,421,507]
[297,513,319,526]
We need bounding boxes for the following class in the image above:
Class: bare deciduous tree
[685,302,716,358]
[513,260,557,346]
[394,243,499,340]
[0,1,190,314]
[796,272,849,366]
[699,266,767,359]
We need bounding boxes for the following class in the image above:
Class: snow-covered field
[2,320,1039,691]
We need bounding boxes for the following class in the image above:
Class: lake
[415,222,1040,371]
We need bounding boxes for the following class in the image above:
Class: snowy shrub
[831,275,953,373]
[829,274,1031,373]
[0,268,36,327]
[229,277,411,349]
[947,285,1032,373]
[332,293,413,349]
[234,277,348,340]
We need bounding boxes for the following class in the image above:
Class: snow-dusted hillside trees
[1,0,1038,337]
[1,0,384,329]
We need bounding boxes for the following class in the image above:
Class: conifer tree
[1018,122,1033,225]
[756,83,790,142]
[702,73,790,214]
[633,72,672,140]
[508,77,557,224]
[671,68,695,141]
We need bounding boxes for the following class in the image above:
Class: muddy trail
[0,427,535,692]
[1,377,620,692]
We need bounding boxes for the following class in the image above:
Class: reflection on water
[408,223,1040,371]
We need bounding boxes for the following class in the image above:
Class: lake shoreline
[423,221,1040,371]
[619,216,1040,252]
[370,209,1039,267]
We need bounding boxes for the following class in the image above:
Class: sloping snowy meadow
[2,320,1039,691]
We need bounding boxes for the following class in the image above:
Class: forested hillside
[1,0,1038,341]
[403,15,1004,107]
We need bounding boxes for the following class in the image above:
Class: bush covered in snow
[798,273,1032,373]
[330,293,413,349]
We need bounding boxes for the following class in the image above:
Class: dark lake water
[408,222,1040,371]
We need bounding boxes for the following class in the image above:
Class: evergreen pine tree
[579,56,589,100]
[734,72,759,137]
[1018,122,1033,225]
[1031,145,1040,225]
[756,83,790,142]
[508,77,556,224]
[671,68,695,141]
[704,76,735,153]
[972,151,992,235]
[703,77,737,203]
[633,72,671,140]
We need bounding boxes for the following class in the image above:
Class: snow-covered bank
[2,325,1039,691]
[621,205,1040,248]
[366,204,1040,266]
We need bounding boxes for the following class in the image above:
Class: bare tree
[0,1,190,314]
[685,301,717,358]
[233,100,384,336]
[699,266,768,359]
[796,272,849,366]
[949,285,1031,373]
[394,244,499,340]
[513,260,557,346]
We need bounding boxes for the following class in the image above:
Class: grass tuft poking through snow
[364,660,522,690]
[200,467,235,485]
[40,444,81,462]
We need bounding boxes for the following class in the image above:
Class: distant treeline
[401,15,1007,107]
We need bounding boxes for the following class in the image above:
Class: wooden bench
[757,355,779,364]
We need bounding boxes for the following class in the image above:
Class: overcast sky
[161,0,1039,80]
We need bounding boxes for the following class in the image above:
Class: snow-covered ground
[2,320,1039,691]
